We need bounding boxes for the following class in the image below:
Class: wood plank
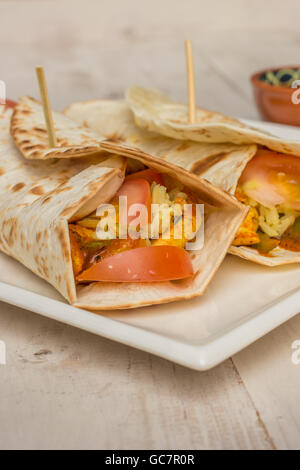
[0,302,273,449]
[233,316,300,450]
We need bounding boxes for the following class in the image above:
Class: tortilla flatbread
[64,99,257,195]
[126,85,300,156]
[1,105,247,309]
[10,96,108,160]
[64,98,300,266]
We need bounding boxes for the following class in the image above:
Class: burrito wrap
[1,105,247,309]
[64,98,300,266]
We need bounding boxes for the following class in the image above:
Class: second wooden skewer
[185,39,196,124]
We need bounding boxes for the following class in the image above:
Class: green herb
[254,232,279,253]
[260,68,300,88]
[86,241,108,250]
[292,217,300,233]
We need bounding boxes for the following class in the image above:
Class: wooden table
[1,0,300,450]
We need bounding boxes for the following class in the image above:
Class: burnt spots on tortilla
[33,127,47,133]
[72,146,98,154]
[0,167,5,176]
[43,265,49,278]
[30,185,45,195]
[54,186,72,195]
[191,153,227,175]
[11,182,26,192]
[55,136,71,147]
[20,232,25,249]
[42,196,52,204]
[22,145,45,151]
[176,142,191,152]
[197,129,210,137]
[13,128,27,134]
[107,132,125,143]
[40,257,49,278]
[30,150,45,158]
[7,218,18,247]
[60,207,73,218]
[57,176,69,185]
[42,228,50,244]
[1,231,8,246]
[37,265,44,276]
[55,226,71,259]
[36,232,42,243]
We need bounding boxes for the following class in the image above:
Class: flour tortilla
[126,86,300,156]
[65,99,300,266]
[10,96,108,160]
[1,105,246,309]
[75,150,248,309]
[64,99,257,195]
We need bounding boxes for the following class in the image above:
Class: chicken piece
[69,228,86,276]
[232,207,260,246]
[152,237,186,249]
[69,223,98,244]
[152,214,199,249]
[235,187,251,205]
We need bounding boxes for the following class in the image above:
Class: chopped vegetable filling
[69,168,201,283]
[233,149,300,254]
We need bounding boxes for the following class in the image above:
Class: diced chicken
[69,224,98,244]
[69,228,86,276]
[232,207,260,246]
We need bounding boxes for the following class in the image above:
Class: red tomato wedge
[115,177,151,225]
[3,99,17,109]
[126,169,164,185]
[77,246,193,282]
[238,149,300,209]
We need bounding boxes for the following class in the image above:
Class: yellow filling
[233,188,300,248]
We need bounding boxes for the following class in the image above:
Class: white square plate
[1,118,300,371]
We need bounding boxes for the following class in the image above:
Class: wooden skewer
[35,66,57,147]
[185,39,196,124]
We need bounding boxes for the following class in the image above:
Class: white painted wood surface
[0,0,300,450]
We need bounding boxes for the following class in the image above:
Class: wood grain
[0,0,300,450]
[0,302,273,450]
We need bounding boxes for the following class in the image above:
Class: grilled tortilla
[126,85,300,156]
[0,105,246,309]
[10,96,108,160]
[65,98,300,266]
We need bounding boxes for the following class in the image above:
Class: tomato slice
[77,246,193,282]
[115,177,151,225]
[2,99,17,109]
[238,149,300,209]
[126,169,164,185]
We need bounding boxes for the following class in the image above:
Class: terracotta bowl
[251,66,300,126]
